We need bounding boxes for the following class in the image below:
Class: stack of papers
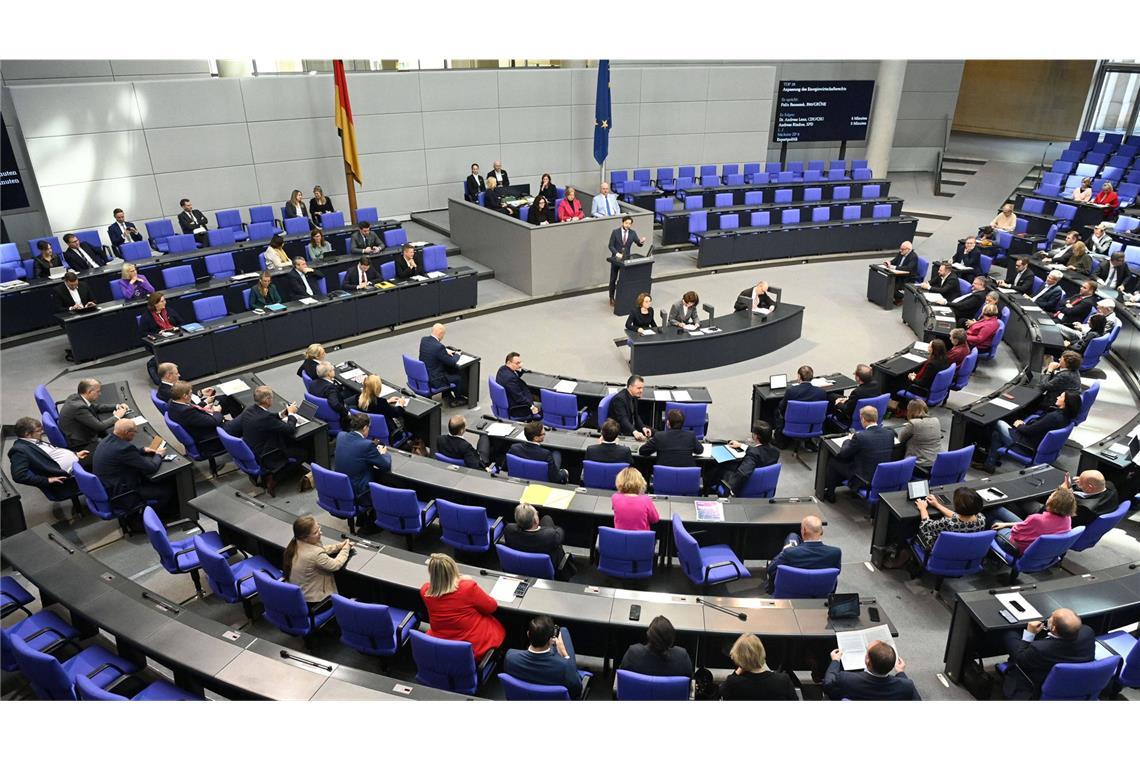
[810,378,834,388]
[682,324,699,332]
[672,390,692,402]
[520,484,574,509]
[426,271,445,279]
[931,306,953,314]
[912,341,930,352]
[341,368,366,382]
[456,354,477,366]
[700,327,720,334]
[988,397,1019,411]
[654,390,673,401]
[836,625,896,671]
[411,274,428,281]
[901,352,927,363]
[484,422,515,437]
[216,379,250,395]
[130,416,149,426]
[290,414,310,427]
[553,379,577,393]
[490,576,523,602]
[922,293,946,304]
[298,297,318,305]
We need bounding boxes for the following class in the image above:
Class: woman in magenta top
[990,485,1076,554]
[557,186,584,222]
[611,466,660,531]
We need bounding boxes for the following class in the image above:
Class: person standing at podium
[607,216,647,307]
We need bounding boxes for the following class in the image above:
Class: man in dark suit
[486,160,509,188]
[58,378,128,451]
[584,419,634,465]
[418,323,466,404]
[342,256,381,290]
[947,276,988,326]
[280,257,324,300]
[1031,270,1066,313]
[309,361,353,428]
[437,416,491,470]
[464,163,486,202]
[7,416,86,506]
[918,261,960,301]
[765,515,842,594]
[91,418,175,515]
[53,271,97,311]
[607,375,652,441]
[495,352,539,419]
[821,405,896,502]
[1070,470,1119,527]
[1100,251,1136,293]
[719,421,780,496]
[882,240,918,290]
[504,503,575,580]
[606,215,647,306]
[829,364,880,421]
[482,176,513,216]
[107,208,143,250]
[224,385,306,494]
[776,365,828,448]
[350,222,383,255]
[823,640,921,701]
[156,363,235,416]
[177,198,210,246]
[638,408,702,468]
[952,236,982,277]
[394,243,424,280]
[166,381,225,458]
[334,413,392,506]
[996,256,1035,295]
[508,421,568,484]
[1001,608,1095,700]
[1052,279,1096,324]
[60,233,109,271]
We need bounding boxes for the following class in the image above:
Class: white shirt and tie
[592,193,620,217]
[1032,284,1057,303]
[71,245,99,269]
[24,436,80,473]
[67,285,84,308]
[297,270,315,297]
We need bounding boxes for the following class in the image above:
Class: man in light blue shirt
[591,182,620,217]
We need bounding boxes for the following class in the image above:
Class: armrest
[421,499,437,522]
[557,553,570,572]
[488,516,503,541]
[578,672,593,701]
[108,490,140,504]
[21,625,75,646]
[164,517,205,533]
[217,544,247,560]
[85,661,130,681]
[703,560,740,584]
[477,647,498,675]
[308,597,333,620]
[173,546,197,558]
[397,610,416,635]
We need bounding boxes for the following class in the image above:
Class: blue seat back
[166,234,197,253]
[42,412,68,447]
[145,220,175,243]
[1079,333,1112,371]
[312,462,359,518]
[488,378,512,419]
[719,213,739,230]
[539,388,583,430]
[670,513,707,585]
[952,348,980,391]
[434,453,465,467]
[218,429,261,477]
[615,669,689,700]
[253,572,315,636]
[925,364,957,406]
[34,384,58,420]
[119,240,153,261]
[9,634,76,699]
[248,206,276,226]
[162,265,195,288]
[371,483,429,534]
[75,673,130,701]
[216,209,244,230]
[744,190,763,204]
[506,453,551,482]
[774,188,793,204]
[811,207,830,223]
[207,228,237,248]
[714,193,733,207]
[1069,500,1129,552]
[192,295,227,323]
[193,534,241,601]
[833,185,852,200]
[773,566,839,599]
[283,216,309,234]
[410,629,481,695]
[928,445,974,487]
[303,392,342,434]
[977,319,1005,361]
[331,594,400,656]
[849,393,890,432]
[383,228,408,248]
[783,400,828,439]
[495,544,555,580]
[781,208,801,225]
[423,245,448,273]
[597,527,656,579]
[380,261,396,281]
[1040,658,1119,700]
[582,460,627,490]
[915,256,930,282]
[150,388,168,416]
[737,462,781,498]
[685,195,703,210]
[163,413,202,461]
[205,252,236,278]
[922,530,996,577]
[1029,425,1073,465]
[750,211,770,227]
[72,462,115,519]
[597,393,614,425]
[320,211,345,228]
[437,499,494,552]
[402,355,435,396]
[247,222,276,242]
[867,456,916,502]
[141,506,182,573]
[498,672,570,700]
[664,402,707,438]
[653,465,701,496]
[1015,527,1084,573]
[804,170,823,182]
[1073,382,1100,426]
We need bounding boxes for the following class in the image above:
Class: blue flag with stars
[593,60,611,166]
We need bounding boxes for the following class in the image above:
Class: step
[942,156,988,166]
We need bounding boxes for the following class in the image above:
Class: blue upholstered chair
[489,378,530,421]
[976,319,1006,362]
[194,534,280,618]
[304,392,343,434]
[73,461,150,532]
[989,528,1084,582]
[829,393,889,433]
[437,499,503,553]
[192,295,228,323]
[927,446,974,487]
[75,673,200,701]
[499,671,589,700]
[402,354,454,398]
[671,513,748,587]
[582,460,627,490]
[506,453,553,483]
[596,527,656,580]
[370,484,437,548]
[772,566,839,599]
[34,384,59,421]
[311,462,365,531]
[215,209,249,241]
[782,400,828,465]
[141,506,226,596]
[10,634,140,700]
[1068,500,1129,552]
[330,594,417,659]
[1073,382,1101,428]
[540,389,587,430]
[899,364,956,407]
[950,348,980,391]
[2,608,78,673]
[652,465,701,496]
[733,462,781,498]
[996,424,1073,467]
[434,453,466,467]
[663,402,708,439]
[410,629,497,696]
[908,530,996,587]
[254,572,335,641]
[615,669,689,700]
[495,544,559,580]
[853,457,916,507]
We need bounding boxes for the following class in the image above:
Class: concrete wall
[953,60,1096,141]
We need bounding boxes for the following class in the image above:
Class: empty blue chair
[402,354,454,398]
[910,530,997,586]
[254,572,334,640]
[331,594,417,658]
[742,163,761,182]
[804,186,823,202]
[192,295,227,323]
[10,634,140,700]
[349,207,378,226]
[763,162,781,178]
[248,205,276,227]
[976,319,1006,361]
[656,167,675,191]
[782,400,828,461]
[495,544,558,580]
[653,465,701,497]
[777,171,795,183]
[311,462,365,530]
[158,265,194,290]
[149,389,168,416]
[382,228,408,248]
[141,506,226,595]
[653,196,672,222]
[370,484,437,546]
[1097,631,1140,690]
[166,234,197,253]
[774,189,793,204]
[283,216,310,234]
[1021,197,1045,214]
[194,534,279,617]
[833,185,852,200]
[540,389,587,430]
[860,184,881,199]
[990,527,1084,582]
[871,203,892,219]
[2,607,78,673]
[34,384,59,421]
[320,211,345,229]
[42,412,68,448]
[206,228,237,248]
[744,190,763,205]
[73,461,150,529]
[75,673,199,701]
[714,193,732,208]
[205,252,236,278]
[215,209,249,241]
[804,170,823,182]
[750,211,770,227]
[997,424,1072,467]
[927,445,974,487]
[719,213,739,231]
[633,168,651,184]
[247,221,276,242]
[119,240,153,262]
[675,175,695,194]
[610,170,628,192]
[853,168,873,181]
[410,629,496,696]
[582,460,626,490]
[499,672,586,701]
[615,669,689,700]
[423,245,448,273]
[851,159,869,170]
[671,513,748,587]
[950,348,980,391]
[437,499,503,553]
[1068,500,1129,552]
[379,261,396,281]
[811,207,830,223]
[700,164,718,180]
[506,453,553,483]
[1073,382,1100,427]
[850,456,916,507]
[781,208,801,225]
[725,173,745,186]
[596,527,656,580]
[144,220,175,252]
[734,462,781,498]
[1,576,35,618]
[773,566,840,599]
[218,428,268,488]
[684,195,703,210]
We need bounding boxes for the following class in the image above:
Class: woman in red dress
[420,553,505,659]
[1092,181,1119,220]
[557,186,584,222]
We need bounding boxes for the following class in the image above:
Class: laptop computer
[769,374,787,390]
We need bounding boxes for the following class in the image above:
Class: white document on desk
[553,379,577,394]
[810,378,833,388]
[298,297,318,305]
[931,306,953,314]
[456,354,477,366]
[989,397,1019,411]
[913,341,930,352]
[484,422,515,437]
[490,576,522,603]
[995,592,1041,621]
[216,379,251,396]
[411,275,428,281]
[290,414,310,427]
[922,292,944,303]
[341,369,366,382]
[130,416,148,426]
[380,383,400,397]
[901,353,927,363]
[672,390,692,402]
[654,390,673,401]
[836,625,895,671]
[426,271,445,279]
[1022,305,1043,312]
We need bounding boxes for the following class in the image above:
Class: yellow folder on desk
[521,484,574,510]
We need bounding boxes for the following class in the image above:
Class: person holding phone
[503,615,587,698]
[91,418,176,516]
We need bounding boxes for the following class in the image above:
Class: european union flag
[593,60,611,166]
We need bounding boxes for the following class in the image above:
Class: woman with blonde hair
[420,553,505,658]
[1064,240,1094,276]
[721,633,797,700]
[117,262,155,300]
[355,373,407,433]
[310,185,335,227]
[298,343,325,380]
[1072,176,1093,203]
[611,467,660,531]
[282,515,352,607]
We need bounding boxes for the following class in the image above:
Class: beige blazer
[289,540,350,602]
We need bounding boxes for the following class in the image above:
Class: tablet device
[297,400,319,420]
[769,374,787,390]
[826,593,861,619]
[907,480,929,500]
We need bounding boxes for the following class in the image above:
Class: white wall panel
[356,112,426,153]
[110,60,210,77]
[419,71,498,112]
[10,82,141,137]
[707,67,776,100]
[700,132,769,164]
[1,61,113,81]
[134,78,245,128]
[348,72,422,114]
[641,67,708,102]
[358,150,428,191]
[41,176,162,234]
[498,106,572,144]
[499,140,573,178]
[154,166,261,217]
[636,134,704,168]
[241,75,334,121]
[569,103,640,139]
[705,100,770,132]
[248,118,340,164]
[145,124,254,174]
[25,131,153,186]
[638,102,707,136]
[498,69,573,108]
[355,187,429,218]
[254,158,347,205]
[424,144,500,186]
[422,108,499,148]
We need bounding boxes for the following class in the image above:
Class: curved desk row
[629,304,805,375]
[150,268,477,382]
[380,448,821,562]
[3,526,469,701]
[1013,192,1107,237]
[194,489,895,674]
[0,221,400,339]
[517,370,712,430]
[631,177,893,211]
[696,216,918,268]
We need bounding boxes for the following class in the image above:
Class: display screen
[775,80,875,143]
[1,117,31,211]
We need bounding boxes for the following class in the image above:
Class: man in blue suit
[495,352,539,419]
[1031,270,1066,313]
[91,418,175,516]
[107,208,143,251]
[1001,607,1095,699]
[334,413,391,503]
[765,515,841,594]
[508,421,568,484]
[822,405,896,502]
[776,365,828,450]
[418,323,466,405]
[823,640,921,701]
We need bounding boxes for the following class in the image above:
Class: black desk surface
[333,360,441,420]
[753,374,857,403]
[214,372,330,441]
[880,465,1065,525]
[520,370,713,405]
[100,379,194,482]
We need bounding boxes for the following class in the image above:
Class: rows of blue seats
[612,160,871,194]
[1038,132,1140,205]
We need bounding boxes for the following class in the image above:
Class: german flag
[333,60,361,185]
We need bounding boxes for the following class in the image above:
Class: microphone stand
[696,597,747,621]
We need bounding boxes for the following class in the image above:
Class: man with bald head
[418,322,467,405]
[883,241,918,302]
[764,514,842,594]
[1002,607,1094,699]
[1069,471,1119,527]
[824,639,921,701]
[92,418,174,515]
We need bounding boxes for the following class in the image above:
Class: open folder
[835,624,895,671]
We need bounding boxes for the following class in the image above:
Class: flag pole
[344,161,358,219]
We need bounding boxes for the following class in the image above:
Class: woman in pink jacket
[611,467,660,531]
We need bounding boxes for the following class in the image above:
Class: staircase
[936,156,986,198]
